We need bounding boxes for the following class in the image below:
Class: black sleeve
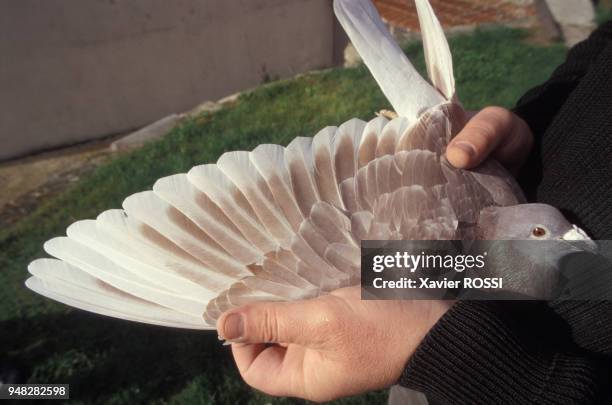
[548,252,612,357]
[512,20,612,361]
[513,21,612,136]
[398,301,612,405]
[551,300,612,356]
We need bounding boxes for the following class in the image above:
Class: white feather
[153,174,261,264]
[285,137,321,217]
[312,127,345,209]
[123,191,249,278]
[44,237,209,316]
[27,259,210,329]
[415,0,456,101]
[333,119,365,186]
[250,144,304,231]
[95,209,235,292]
[67,220,218,297]
[359,116,389,168]
[188,164,277,253]
[377,116,411,157]
[217,151,294,247]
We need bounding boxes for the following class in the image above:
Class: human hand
[217,287,451,402]
[446,106,533,174]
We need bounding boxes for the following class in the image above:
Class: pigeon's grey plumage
[26,0,592,330]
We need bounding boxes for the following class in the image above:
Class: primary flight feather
[26,0,591,330]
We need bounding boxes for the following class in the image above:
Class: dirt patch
[0,139,122,229]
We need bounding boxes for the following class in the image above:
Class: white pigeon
[25,0,592,330]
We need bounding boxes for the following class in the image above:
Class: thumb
[446,106,532,171]
[217,299,330,346]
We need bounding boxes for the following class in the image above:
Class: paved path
[544,0,595,46]
[373,0,536,30]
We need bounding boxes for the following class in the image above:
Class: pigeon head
[477,203,591,242]
[472,203,597,299]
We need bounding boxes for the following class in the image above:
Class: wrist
[393,300,455,376]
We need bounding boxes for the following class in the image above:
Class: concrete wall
[0,0,346,161]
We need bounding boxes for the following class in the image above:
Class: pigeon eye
[532,227,547,238]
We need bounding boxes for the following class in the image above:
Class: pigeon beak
[561,225,598,253]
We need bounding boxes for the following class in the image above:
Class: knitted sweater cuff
[399,301,604,404]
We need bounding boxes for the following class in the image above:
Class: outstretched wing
[26,108,521,329]
[25,0,524,330]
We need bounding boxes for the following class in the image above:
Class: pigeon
[25,0,593,330]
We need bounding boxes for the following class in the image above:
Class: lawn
[0,28,566,404]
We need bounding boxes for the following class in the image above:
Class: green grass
[0,28,565,404]
[596,3,612,25]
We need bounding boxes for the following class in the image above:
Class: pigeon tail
[333,0,455,121]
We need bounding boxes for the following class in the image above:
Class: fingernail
[222,313,244,340]
[222,339,248,346]
[452,141,476,157]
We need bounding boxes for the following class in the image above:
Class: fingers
[230,343,308,399]
[216,299,333,346]
[446,106,533,172]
